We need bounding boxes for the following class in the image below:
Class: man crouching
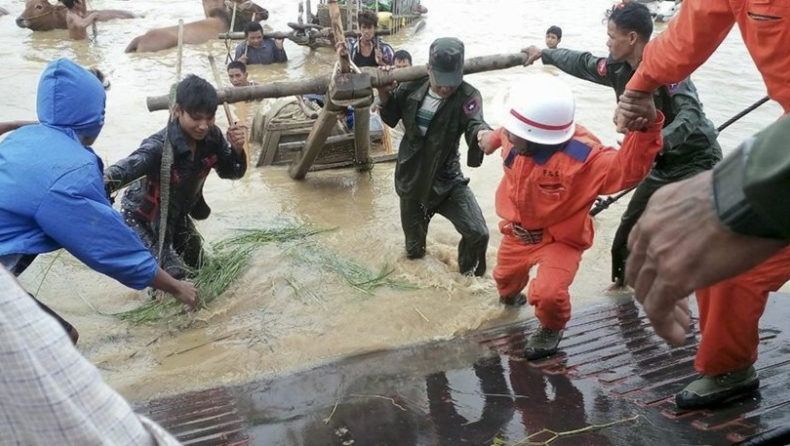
[105,75,247,279]
[479,75,664,360]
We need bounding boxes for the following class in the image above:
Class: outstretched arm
[0,121,37,137]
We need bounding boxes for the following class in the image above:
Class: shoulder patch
[596,58,607,76]
[563,140,592,163]
[667,81,682,94]
[463,96,480,116]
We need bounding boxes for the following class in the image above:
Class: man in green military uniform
[378,37,491,276]
[522,2,722,288]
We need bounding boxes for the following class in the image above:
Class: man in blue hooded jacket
[0,59,198,343]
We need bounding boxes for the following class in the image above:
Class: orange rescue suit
[627,0,790,114]
[491,116,665,330]
[626,0,790,376]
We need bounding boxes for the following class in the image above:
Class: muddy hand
[173,280,198,311]
[227,125,247,151]
[521,45,542,66]
[275,38,285,50]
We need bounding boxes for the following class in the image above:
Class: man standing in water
[344,10,395,68]
[0,59,198,344]
[522,2,721,289]
[235,21,287,65]
[60,0,100,40]
[378,37,491,276]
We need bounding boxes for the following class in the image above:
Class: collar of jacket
[167,120,194,157]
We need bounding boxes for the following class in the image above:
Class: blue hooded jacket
[0,59,158,290]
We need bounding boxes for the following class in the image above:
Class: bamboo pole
[147,52,529,111]
[225,2,238,63]
[218,30,392,40]
[353,106,372,170]
[329,0,351,73]
[288,106,342,179]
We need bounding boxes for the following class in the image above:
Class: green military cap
[429,37,465,88]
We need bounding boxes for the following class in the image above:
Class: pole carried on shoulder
[589,95,771,217]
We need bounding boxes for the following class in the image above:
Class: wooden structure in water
[218,0,426,48]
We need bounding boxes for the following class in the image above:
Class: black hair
[393,50,412,65]
[608,2,653,42]
[61,0,80,10]
[176,75,218,115]
[546,25,562,39]
[244,21,264,36]
[358,10,378,27]
[227,61,247,73]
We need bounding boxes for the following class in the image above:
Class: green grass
[114,226,326,323]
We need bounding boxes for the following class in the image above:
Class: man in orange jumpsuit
[478,75,664,360]
[616,0,790,409]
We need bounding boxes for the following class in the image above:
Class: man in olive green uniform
[523,2,721,288]
[378,37,491,276]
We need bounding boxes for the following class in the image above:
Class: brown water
[0,0,784,402]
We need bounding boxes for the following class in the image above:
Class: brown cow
[125,1,268,53]
[16,0,137,31]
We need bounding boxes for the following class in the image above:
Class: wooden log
[288,108,342,179]
[352,106,372,171]
[147,52,528,111]
[328,0,350,73]
[281,133,356,152]
[218,29,391,40]
[308,153,397,171]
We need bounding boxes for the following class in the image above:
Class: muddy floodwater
[0,0,785,403]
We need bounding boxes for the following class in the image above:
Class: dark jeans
[400,184,489,276]
[124,212,205,280]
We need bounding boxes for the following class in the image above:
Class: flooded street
[0,0,785,404]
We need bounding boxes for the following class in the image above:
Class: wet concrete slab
[136,293,790,445]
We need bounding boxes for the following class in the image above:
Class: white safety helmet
[501,74,576,145]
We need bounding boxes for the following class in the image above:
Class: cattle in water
[16,0,137,31]
[125,1,268,54]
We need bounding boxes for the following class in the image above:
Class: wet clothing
[234,39,287,65]
[379,80,491,275]
[541,48,722,284]
[105,121,246,278]
[626,0,790,239]
[695,247,790,376]
[628,0,790,115]
[0,59,158,291]
[624,0,790,379]
[345,37,395,67]
[490,117,665,330]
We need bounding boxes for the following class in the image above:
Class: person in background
[227,61,257,87]
[393,49,413,68]
[344,10,395,68]
[235,21,287,65]
[545,25,562,49]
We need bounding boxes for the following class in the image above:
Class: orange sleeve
[597,112,666,195]
[627,0,735,92]
[487,127,505,158]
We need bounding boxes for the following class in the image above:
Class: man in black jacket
[522,2,721,289]
[378,37,491,276]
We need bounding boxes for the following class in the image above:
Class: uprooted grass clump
[114,226,326,324]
